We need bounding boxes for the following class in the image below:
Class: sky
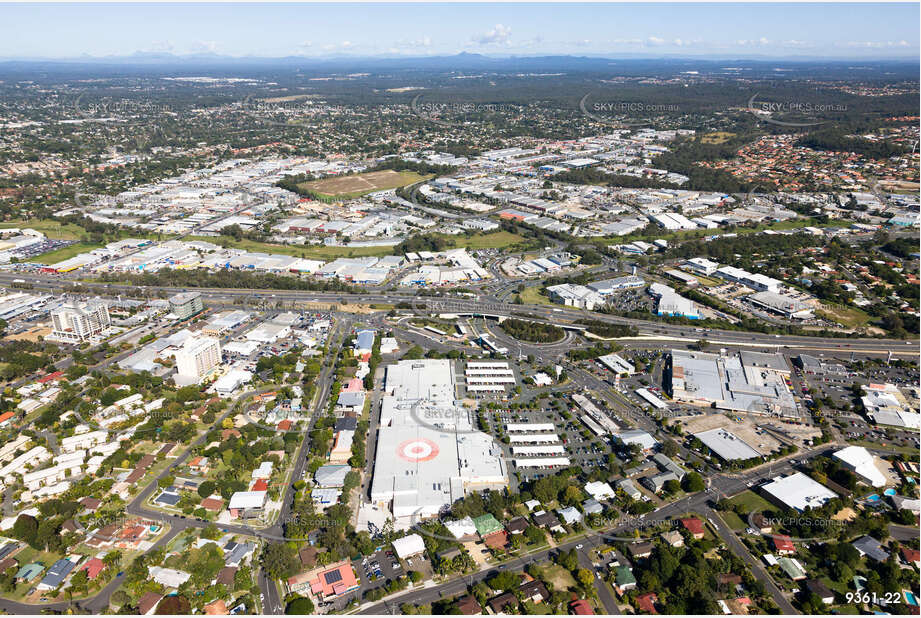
[0,3,918,60]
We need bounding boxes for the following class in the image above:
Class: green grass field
[721,511,746,531]
[34,241,102,264]
[446,230,524,250]
[817,304,871,329]
[0,219,87,240]
[519,286,553,305]
[727,490,774,514]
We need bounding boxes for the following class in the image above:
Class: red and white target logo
[397,438,440,462]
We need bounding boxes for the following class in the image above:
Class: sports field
[298,170,429,199]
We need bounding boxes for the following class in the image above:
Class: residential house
[532,510,563,534]
[519,580,550,604]
[569,599,594,615]
[636,592,658,614]
[805,579,835,604]
[853,535,890,562]
[661,530,684,548]
[628,541,654,560]
[772,535,795,555]
[613,565,637,593]
[679,517,705,540]
[456,595,482,615]
[488,592,518,615]
[138,592,164,615]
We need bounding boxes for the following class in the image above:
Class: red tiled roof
[773,535,795,553]
[636,593,658,614]
[680,517,705,536]
[79,557,105,580]
[37,371,65,384]
[251,479,269,492]
[569,600,594,615]
[201,497,224,512]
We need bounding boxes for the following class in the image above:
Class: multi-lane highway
[1,273,916,359]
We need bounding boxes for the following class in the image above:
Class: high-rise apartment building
[50,300,111,343]
[174,335,222,383]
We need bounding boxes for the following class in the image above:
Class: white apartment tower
[50,300,111,342]
[174,335,222,383]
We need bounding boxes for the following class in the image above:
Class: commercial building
[370,360,508,526]
[694,428,760,461]
[213,369,252,397]
[168,292,203,320]
[50,300,111,342]
[833,446,887,488]
[546,283,604,310]
[174,335,222,384]
[684,258,720,276]
[202,310,251,336]
[761,472,837,512]
[635,388,669,411]
[648,283,699,319]
[861,383,920,429]
[747,291,814,319]
[588,276,645,295]
[669,349,797,417]
[598,354,635,375]
[716,266,782,293]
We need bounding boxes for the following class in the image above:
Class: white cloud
[844,40,911,48]
[473,24,512,46]
[189,40,218,54]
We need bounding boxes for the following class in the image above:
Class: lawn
[0,219,87,240]
[817,304,870,329]
[298,170,430,199]
[532,563,578,590]
[446,230,524,250]
[727,490,774,514]
[33,241,103,264]
[518,286,553,306]
[721,510,746,531]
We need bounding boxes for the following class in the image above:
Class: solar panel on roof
[324,570,343,585]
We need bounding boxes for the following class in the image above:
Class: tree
[198,480,217,498]
[660,437,679,456]
[156,595,191,614]
[11,514,38,549]
[286,597,315,614]
[524,525,546,546]
[682,471,706,493]
[561,485,584,506]
[576,568,595,588]
[487,571,520,592]
[558,549,578,572]
[262,543,299,580]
